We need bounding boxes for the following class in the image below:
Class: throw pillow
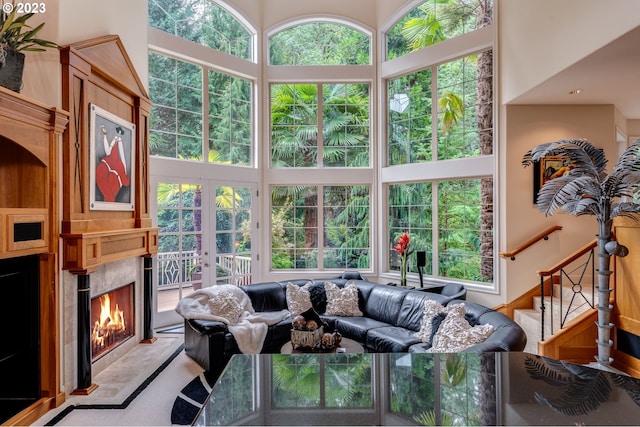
[414,299,447,345]
[207,290,244,325]
[286,282,313,316]
[427,304,494,353]
[324,282,363,316]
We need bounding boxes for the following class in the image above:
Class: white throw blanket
[175,284,290,354]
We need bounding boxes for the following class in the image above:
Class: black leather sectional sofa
[183,277,527,379]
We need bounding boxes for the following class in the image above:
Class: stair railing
[499,225,563,260]
[536,239,597,341]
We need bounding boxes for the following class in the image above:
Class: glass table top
[193,352,640,426]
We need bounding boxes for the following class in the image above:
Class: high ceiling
[509,26,640,121]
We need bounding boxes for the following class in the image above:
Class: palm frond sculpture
[523,138,640,366]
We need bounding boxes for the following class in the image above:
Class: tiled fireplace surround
[62,257,146,395]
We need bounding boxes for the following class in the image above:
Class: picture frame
[533,155,571,203]
[89,103,136,211]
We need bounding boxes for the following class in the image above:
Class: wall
[499,0,640,105]
[500,104,617,304]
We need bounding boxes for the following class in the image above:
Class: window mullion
[431,65,438,161]
[432,181,439,277]
[317,84,324,167]
[317,184,324,269]
[203,68,210,162]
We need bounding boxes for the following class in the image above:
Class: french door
[152,177,257,328]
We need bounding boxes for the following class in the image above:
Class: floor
[31,330,195,426]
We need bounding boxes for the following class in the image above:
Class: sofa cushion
[396,291,450,331]
[207,290,243,325]
[334,316,389,343]
[286,282,313,316]
[363,285,409,325]
[242,282,287,312]
[414,299,447,345]
[427,304,494,352]
[366,326,422,352]
[325,282,363,316]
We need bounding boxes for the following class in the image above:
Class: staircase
[514,283,598,354]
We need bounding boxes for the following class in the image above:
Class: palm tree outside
[522,138,640,367]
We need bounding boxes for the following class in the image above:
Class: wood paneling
[0,87,68,426]
[60,36,158,271]
[612,216,640,375]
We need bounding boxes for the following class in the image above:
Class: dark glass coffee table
[193,351,640,426]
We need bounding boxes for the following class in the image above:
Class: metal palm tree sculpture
[523,138,640,367]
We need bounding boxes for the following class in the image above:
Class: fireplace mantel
[60,35,158,272]
[62,228,158,273]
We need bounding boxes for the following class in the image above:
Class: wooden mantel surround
[60,35,158,273]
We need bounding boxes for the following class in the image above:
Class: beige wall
[499,0,640,104]
[19,0,148,107]
[500,105,617,303]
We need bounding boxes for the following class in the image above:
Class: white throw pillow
[286,282,313,316]
[427,304,494,352]
[324,282,363,316]
[414,299,447,345]
[207,290,244,325]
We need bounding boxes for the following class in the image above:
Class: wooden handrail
[499,225,563,260]
[537,238,597,276]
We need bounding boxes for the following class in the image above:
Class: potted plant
[0,2,57,92]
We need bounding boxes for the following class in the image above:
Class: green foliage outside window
[149,0,253,60]
[386,0,485,61]
[271,83,370,168]
[271,185,370,271]
[270,22,370,65]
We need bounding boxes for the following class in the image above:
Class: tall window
[386,0,483,60]
[271,185,370,270]
[268,21,373,273]
[148,52,254,165]
[383,0,494,286]
[271,83,370,168]
[149,0,253,61]
[270,22,370,65]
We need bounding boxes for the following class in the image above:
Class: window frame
[378,4,497,292]
[262,18,378,279]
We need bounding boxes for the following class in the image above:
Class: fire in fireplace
[91,283,134,361]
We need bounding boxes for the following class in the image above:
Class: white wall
[499,0,640,104]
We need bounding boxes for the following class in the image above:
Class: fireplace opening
[91,283,134,362]
[0,255,40,424]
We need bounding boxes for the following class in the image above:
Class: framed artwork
[533,155,571,203]
[89,103,136,211]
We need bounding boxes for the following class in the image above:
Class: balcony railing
[157,251,252,288]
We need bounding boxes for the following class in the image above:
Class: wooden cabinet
[612,216,640,377]
[0,87,69,425]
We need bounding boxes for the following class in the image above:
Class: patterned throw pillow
[427,303,494,352]
[414,299,447,345]
[207,290,244,325]
[324,282,363,316]
[286,282,313,316]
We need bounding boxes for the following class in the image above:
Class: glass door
[152,178,257,328]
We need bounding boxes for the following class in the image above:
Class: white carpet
[31,336,203,426]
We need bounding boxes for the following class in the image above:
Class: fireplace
[91,283,135,362]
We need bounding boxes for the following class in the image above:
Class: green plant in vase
[0,1,57,92]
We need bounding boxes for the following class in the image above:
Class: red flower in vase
[393,232,410,255]
[393,232,412,286]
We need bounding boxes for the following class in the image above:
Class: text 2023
[16,3,46,14]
